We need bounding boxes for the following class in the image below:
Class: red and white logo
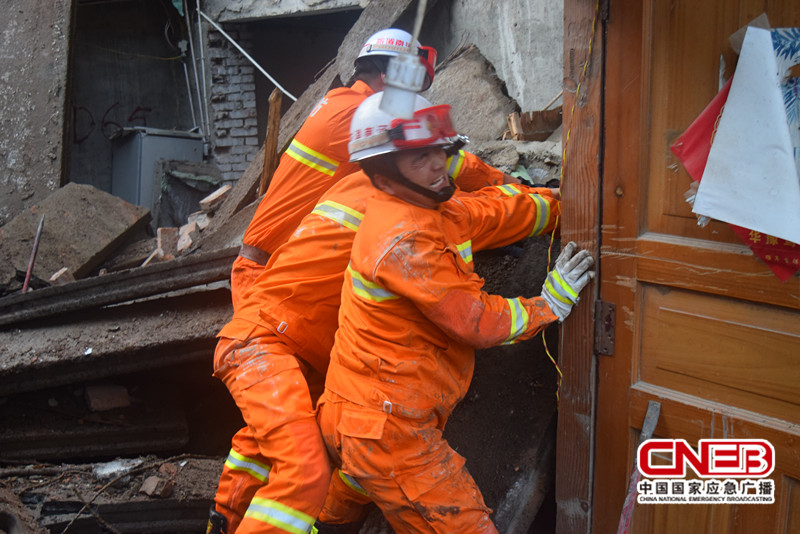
[638,439,775,478]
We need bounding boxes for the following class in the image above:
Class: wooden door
[557,1,800,533]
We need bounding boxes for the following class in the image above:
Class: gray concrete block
[425,45,519,141]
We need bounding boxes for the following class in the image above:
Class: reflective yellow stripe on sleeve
[502,297,530,345]
[348,264,398,302]
[446,150,466,180]
[224,448,271,483]
[286,139,340,177]
[527,194,552,237]
[245,497,315,534]
[496,183,523,197]
[311,200,364,232]
[457,240,473,265]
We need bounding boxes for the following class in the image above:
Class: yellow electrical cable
[86,42,183,61]
[543,0,600,404]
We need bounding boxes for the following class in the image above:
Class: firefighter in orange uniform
[229,27,523,312]
[229,28,437,311]
[316,93,595,533]
[207,93,560,532]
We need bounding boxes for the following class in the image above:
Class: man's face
[392,147,449,208]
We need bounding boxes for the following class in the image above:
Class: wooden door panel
[645,0,743,241]
[587,1,800,530]
[628,387,800,532]
[639,285,800,422]
[633,235,800,310]
[785,477,800,533]
[639,502,729,533]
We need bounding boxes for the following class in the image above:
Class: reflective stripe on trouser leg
[326,400,496,534]
[317,468,372,525]
[214,426,269,534]
[244,497,316,534]
[225,447,271,482]
[213,337,332,534]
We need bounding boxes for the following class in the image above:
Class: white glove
[541,241,595,321]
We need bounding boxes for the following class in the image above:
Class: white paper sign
[694,27,800,244]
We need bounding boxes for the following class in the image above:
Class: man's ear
[372,173,397,195]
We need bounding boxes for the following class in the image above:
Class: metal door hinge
[594,299,616,355]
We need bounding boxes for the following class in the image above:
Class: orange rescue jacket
[325,188,561,425]
[220,170,558,375]
[241,81,373,256]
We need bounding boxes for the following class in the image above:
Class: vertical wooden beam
[556,0,604,533]
[592,0,645,531]
[259,88,283,197]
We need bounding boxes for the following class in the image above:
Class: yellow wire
[543,0,600,404]
[86,42,183,61]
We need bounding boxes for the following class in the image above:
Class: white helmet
[348,92,457,162]
[356,28,437,90]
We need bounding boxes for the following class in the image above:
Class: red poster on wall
[670,78,800,282]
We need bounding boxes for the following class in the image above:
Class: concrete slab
[425,45,519,141]
[3,457,221,534]
[207,0,362,23]
[0,288,231,396]
[0,183,151,290]
[421,0,563,111]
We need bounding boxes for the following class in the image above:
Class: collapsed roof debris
[0,184,150,295]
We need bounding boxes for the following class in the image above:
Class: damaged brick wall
[207,26,260,184]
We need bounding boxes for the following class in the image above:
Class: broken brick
[177,222,200,254]
[156,227,179,259]
[84,385,131,412]
[187,211,212,231]
[139,475,174,498]
[199,185,231,213]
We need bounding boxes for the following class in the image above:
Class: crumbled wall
[422,0,563,111]
[0,0,73,228]
[206,26,260,184]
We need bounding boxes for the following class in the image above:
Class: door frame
[555,0,606,532]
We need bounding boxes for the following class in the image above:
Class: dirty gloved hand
[541,241,595,321]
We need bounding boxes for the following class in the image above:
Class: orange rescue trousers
[212,335,331,534]
[317,392,498,534]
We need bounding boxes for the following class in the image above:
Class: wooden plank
[507,108,563,141]
[258,88,283,196]
[555,1,604,533]
[639,285,800,422]
[0,247,238,327]
[629,384,800,479]
[590,0,647,531]
[631,234,800,311]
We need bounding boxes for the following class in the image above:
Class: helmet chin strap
[385,172,456,204]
